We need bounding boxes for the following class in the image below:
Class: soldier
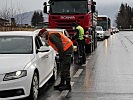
[39,28,73,91]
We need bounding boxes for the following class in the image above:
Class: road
[38,31,133,100]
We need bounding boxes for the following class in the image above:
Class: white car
[0,31,57,100]
[96,26,105,40]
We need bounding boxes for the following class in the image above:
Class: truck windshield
[50,1,88,14]
[97,21,108,31]
[97,17,111,31]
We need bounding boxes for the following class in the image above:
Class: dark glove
[71,36,75,40]
[59,56,63,62]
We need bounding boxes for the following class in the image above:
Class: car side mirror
[37,46,50,53]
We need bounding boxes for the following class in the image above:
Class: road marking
[57,82,74,99]
[86,60,88,63]
[87,57,91,60]
[71,65,74,67]
[59,82,74,97]
[73,69,83,78]
[87,55,92,59]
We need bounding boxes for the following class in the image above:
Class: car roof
[46,28,66,31]
[33,28,66,34]
[46,28,66,33]
[34,28,70,38]
[0,31,37,36]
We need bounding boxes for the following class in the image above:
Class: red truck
[43,0,97,53]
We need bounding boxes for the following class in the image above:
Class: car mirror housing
[37,46,50,52]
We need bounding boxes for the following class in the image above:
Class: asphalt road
[38,31,133,100]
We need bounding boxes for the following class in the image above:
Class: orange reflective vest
[48,31,73,52]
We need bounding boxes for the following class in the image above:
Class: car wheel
[28,72,39,100]
[51,61,58,81]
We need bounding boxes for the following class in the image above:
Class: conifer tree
[31,11,44,27]
[116,3,133,29]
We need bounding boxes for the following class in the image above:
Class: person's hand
[59,53,64,62]
[71,36,75,40]
[59,56,63,62]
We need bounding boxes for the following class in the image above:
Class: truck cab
[43,0,97,53]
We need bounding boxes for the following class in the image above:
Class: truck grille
[55,20,75,30]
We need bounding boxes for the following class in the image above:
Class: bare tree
[15,8,29,27]
[0,6,17,20]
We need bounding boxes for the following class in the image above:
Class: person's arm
[49,33,64,59]
[72,29,79,40]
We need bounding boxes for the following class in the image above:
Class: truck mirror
[43,2,47,13]
[91,5,95,13]
[91,1,96,13]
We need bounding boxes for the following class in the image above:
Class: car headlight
[3,70,27,81]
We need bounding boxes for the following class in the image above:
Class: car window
[35,36,43,49]
[35,36,48,50]
[0,36,33,54]
[96,26,103,31]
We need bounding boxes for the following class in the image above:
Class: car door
[35,36,51,85]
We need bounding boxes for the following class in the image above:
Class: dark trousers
[60,46,73,81]
[77,39,86,64]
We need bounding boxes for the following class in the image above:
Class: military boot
[58,81,71,91]
[54,78,65,90]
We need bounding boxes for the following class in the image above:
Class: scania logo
[60,16,75,20]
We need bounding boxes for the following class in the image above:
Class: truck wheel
[85,44,92,53]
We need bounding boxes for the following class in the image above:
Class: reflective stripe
[61,36,70,48]
[63,40,70,47]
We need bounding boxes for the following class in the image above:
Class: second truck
[43,0,98,53]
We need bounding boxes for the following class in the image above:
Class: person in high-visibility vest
[72,22,86,65]
[39,28,73,91]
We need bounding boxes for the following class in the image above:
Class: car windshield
[96,26,103,31]
[0,36,33,54]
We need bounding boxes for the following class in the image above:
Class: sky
[0,0,132,26]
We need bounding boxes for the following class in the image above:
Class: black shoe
[82,61,86,64]
[54,84,65,90]
[58,85,71,91]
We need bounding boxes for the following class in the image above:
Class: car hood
[0,54,35,74]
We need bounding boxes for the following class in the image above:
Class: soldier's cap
[39,28,47,36]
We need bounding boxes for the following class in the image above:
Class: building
[0,18,9,26]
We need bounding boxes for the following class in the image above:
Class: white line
[71,82,74,86]
[87,57,91,60]
[86,61,88,64]
[73,69,83,78]
[71,65,74,67]
[60,82,74,96]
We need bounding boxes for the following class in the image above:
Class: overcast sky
[0,0,132,25]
